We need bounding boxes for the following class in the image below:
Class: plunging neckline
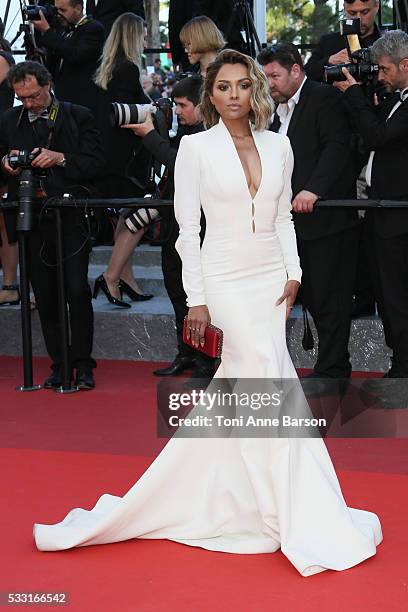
[219,118,264,201]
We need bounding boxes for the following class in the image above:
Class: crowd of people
[0,0,407,396]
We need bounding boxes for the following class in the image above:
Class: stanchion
[14,169,41,392]
[53,207,78,394]
[15,231,41,392]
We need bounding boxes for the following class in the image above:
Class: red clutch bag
[183,317,223,358]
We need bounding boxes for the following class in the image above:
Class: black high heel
[0,284,21,306]
[93,275,131,308]
[119,279,153,302]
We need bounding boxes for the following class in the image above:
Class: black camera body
[23,4,60,28]
[8,149,40,170]
[324,18,379,85]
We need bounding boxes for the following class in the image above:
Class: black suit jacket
[168,0,194,69]
[305,25,381,83]
[273,79,359,240]
[41,18,105,114]
[192,0,254,50]
[86,0,145,37]
[95,60,151,197]
[343,84,408,238]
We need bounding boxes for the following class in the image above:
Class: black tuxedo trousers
[161,215,213,369]
[28,211,95,372]
[297,226,359,377]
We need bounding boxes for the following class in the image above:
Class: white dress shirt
[275,76,307,136]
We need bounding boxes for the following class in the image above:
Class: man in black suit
[0,61,106,389]
[258,43,360,380]
[33,0,105,115]
[124,76,216,382]
[305,1,382,320]
[305,0,381,83]
[340,30,408,381]
[86,0,145,37]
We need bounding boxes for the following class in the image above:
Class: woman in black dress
[93,13,154,307]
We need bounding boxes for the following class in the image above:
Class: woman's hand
[276,280,300,320]
[186,305,211,348]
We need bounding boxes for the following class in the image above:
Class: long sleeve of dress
[174,135,206,307]
[275,139,302,283]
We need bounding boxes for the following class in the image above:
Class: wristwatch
[57,155,67,167]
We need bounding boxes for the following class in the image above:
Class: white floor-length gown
[34,119,382,577]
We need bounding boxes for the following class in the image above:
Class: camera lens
[109,103,156,127]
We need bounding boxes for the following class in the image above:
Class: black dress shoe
[184,366,215,389]
[75,369,95,390]
[300,373,350,397]
[153,356,195,376]
[44,370,62,389]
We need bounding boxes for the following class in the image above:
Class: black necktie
[87,0,96,14]
[32,117,50,147]
[269,112,281,133]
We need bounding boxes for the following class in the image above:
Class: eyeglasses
[15,89,43,102]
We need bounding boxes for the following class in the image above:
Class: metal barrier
[1,195,407,392]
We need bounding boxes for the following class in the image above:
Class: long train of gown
[33,122,382,576]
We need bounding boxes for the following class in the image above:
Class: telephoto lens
[109,103,157,127]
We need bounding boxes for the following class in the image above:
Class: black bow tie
[28,110,49,123]
[400,88,408,103]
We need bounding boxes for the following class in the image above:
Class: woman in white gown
[33,50,382,577]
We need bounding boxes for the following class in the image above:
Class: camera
[23,3,60,27]
[110,99,174,131]
[324,18,379,85]
[8,149,40,170]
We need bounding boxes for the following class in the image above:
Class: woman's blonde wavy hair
[94,13,145,90]
[200,49,274,131]
[179,15,226,53]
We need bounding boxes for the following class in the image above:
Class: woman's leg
[0,212,19,305]
[104,217,145,298]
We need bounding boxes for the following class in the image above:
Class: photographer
[33,0,105,114]
[340,30,408,383]
[123,75,216,383]
[0,61,106,389]
[305,0,381,83]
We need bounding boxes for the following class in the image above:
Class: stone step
[88,265,167,297]
[0,296,391,371]
[89,244,162,267]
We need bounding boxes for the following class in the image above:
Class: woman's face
[184,41,202,65]
[209,63,252,122]
[143,27,148,50]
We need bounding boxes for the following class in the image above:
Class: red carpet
[1,356,407,611]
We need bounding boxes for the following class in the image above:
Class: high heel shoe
[0,284,21,306]
[119,279,153,302]
[93,275,131,308]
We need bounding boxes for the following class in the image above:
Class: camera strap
[45,98,60,149]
